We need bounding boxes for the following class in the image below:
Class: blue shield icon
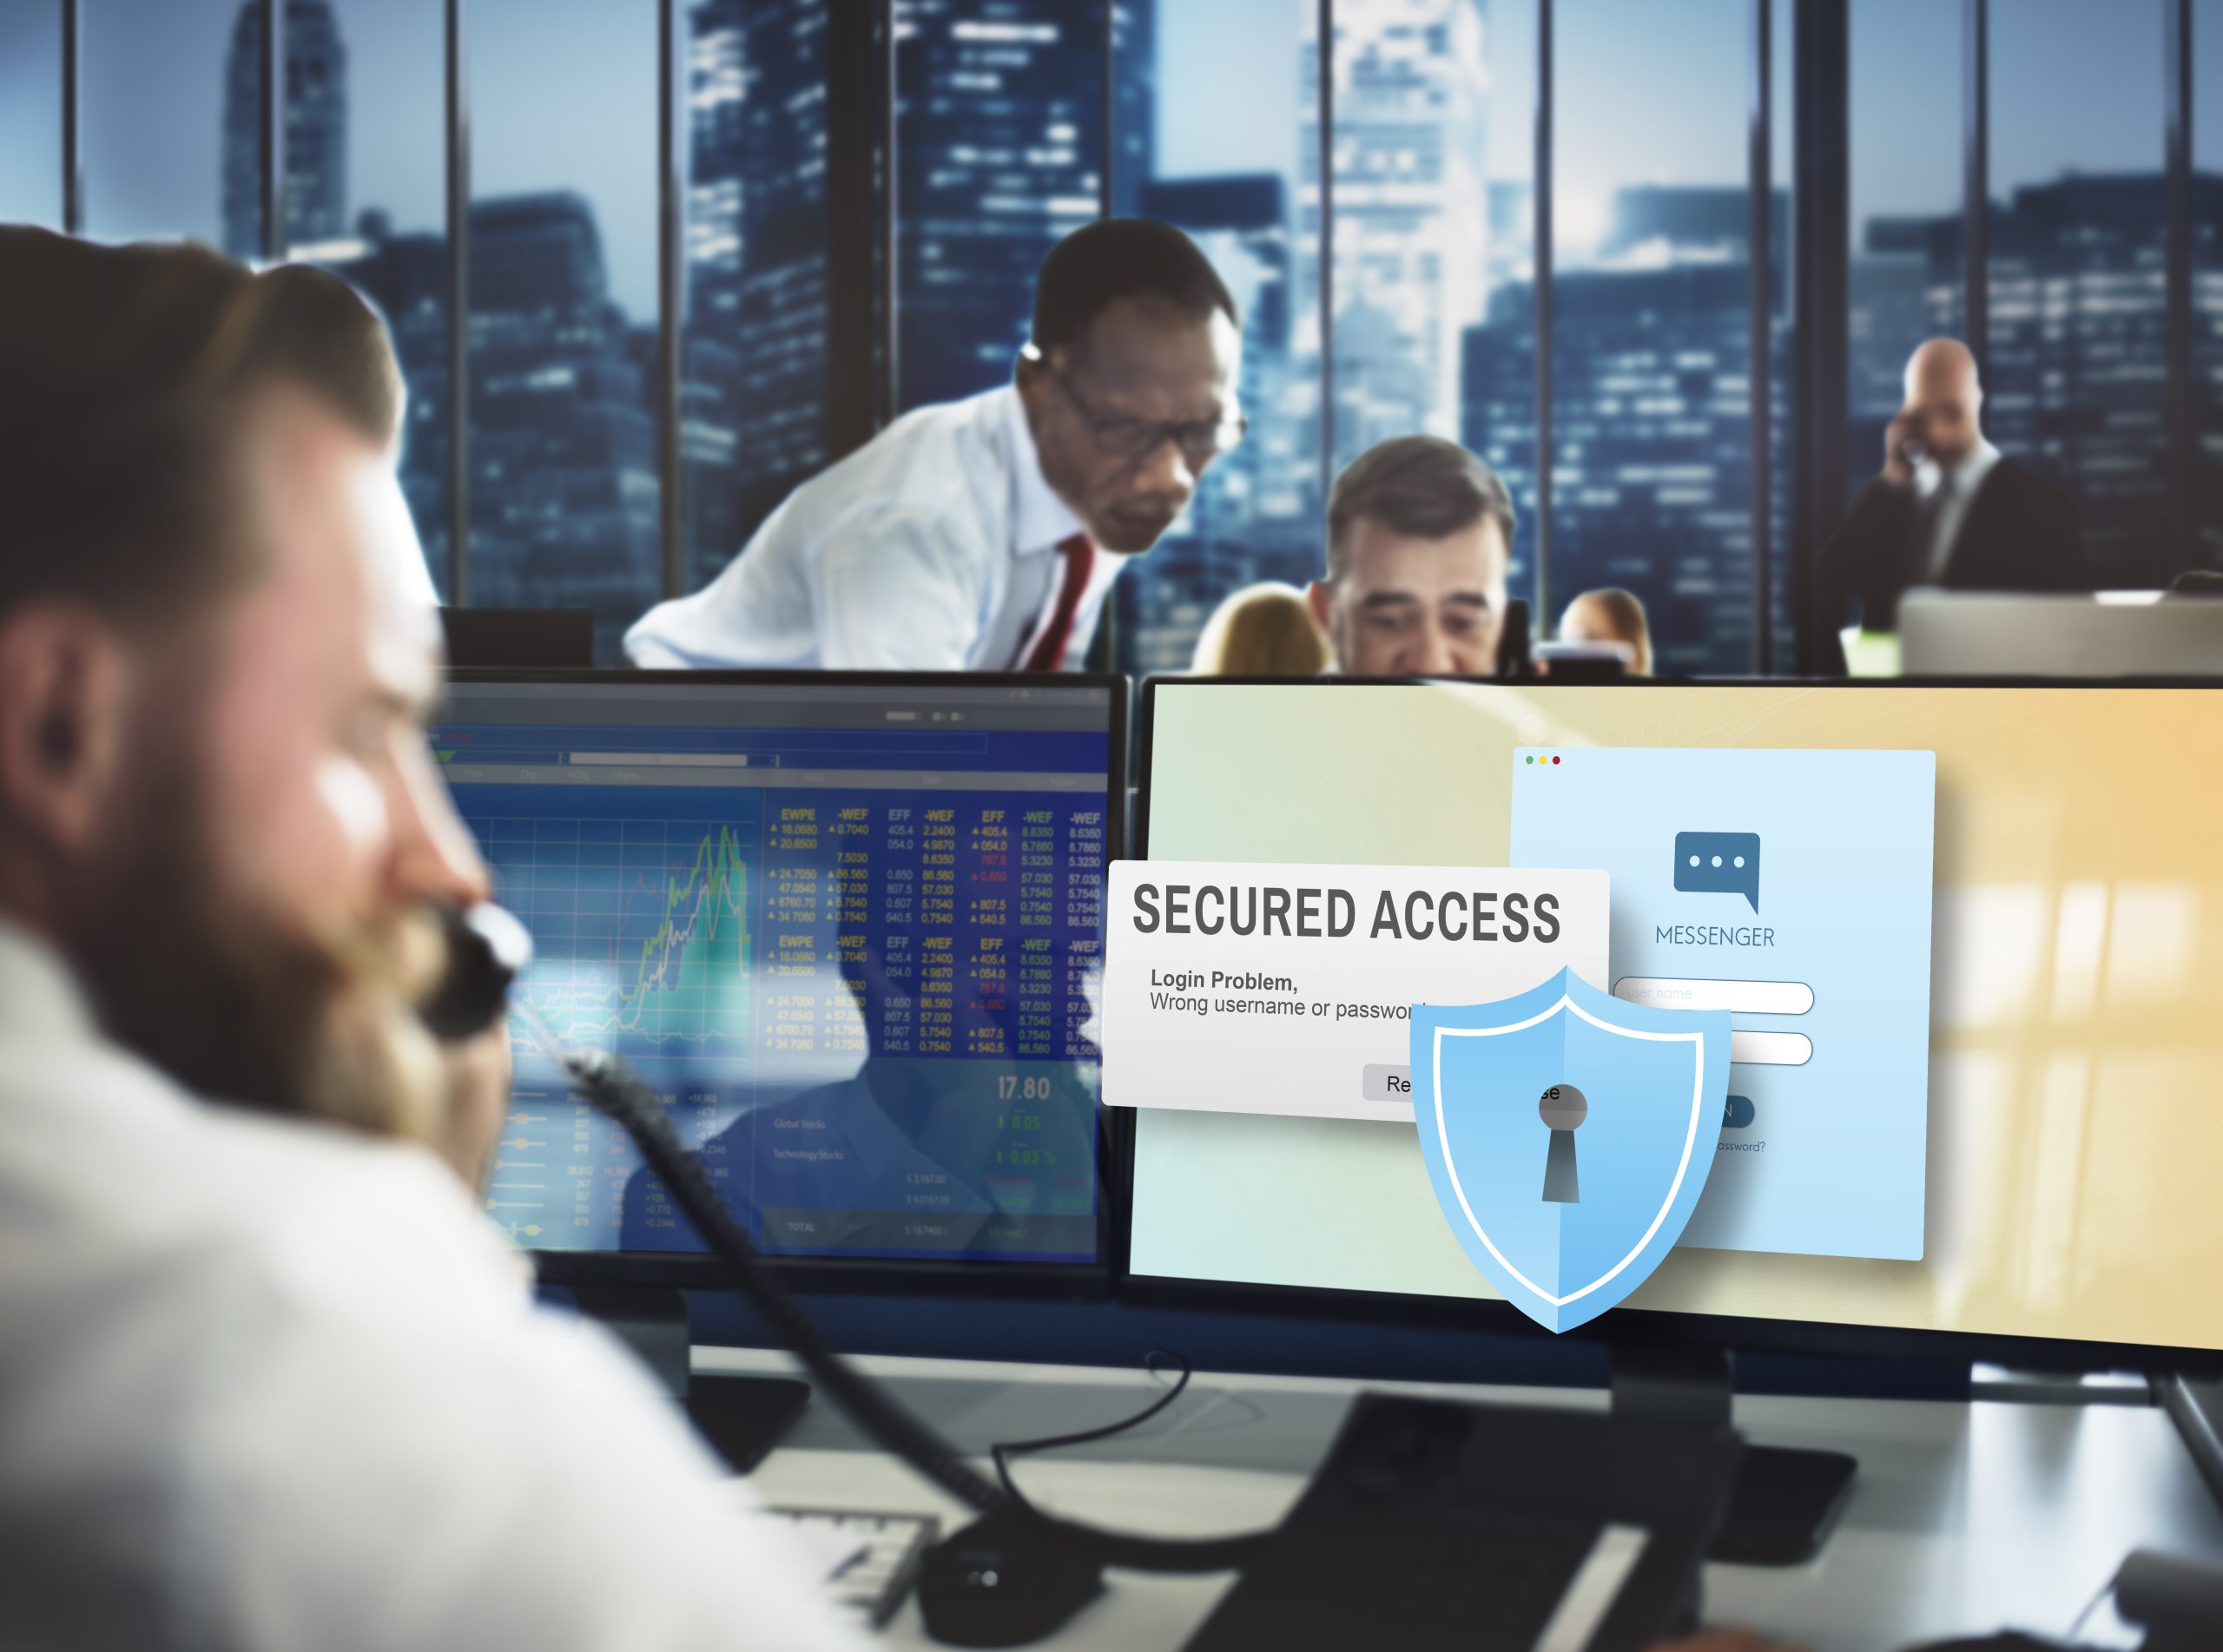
[1410,968,1732,1333]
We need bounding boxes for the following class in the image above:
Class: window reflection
[682,1,831,592]
[894,0,1108,413]
[1848,0,1962,519]
[1125,0,1321,675]
[285,0,452,600]
[1989,0,2167,584]
[84,0,243,247]
[467,0,662,661]
[0,2,63,229]
[1546,0,1753,676]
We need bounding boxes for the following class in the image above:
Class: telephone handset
[419,904,1271,1644]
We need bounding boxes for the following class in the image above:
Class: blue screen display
[433,683,1112,1265]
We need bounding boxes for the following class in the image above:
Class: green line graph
[472,815,755,1061]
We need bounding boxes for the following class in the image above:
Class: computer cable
[423,901,1272,1580]
[987,1349,1193,1513]
[553,1036,1269,1575]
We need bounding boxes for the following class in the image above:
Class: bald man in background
[1817,338,2083,659]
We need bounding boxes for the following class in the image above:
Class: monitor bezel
[443,667,1127,1301]
[1117,672,2223,1377]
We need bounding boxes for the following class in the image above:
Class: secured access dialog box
[1101,861,1607,1122]
[1509,747,1936,1260]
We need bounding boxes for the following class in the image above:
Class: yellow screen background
[1131,682,2223,1351]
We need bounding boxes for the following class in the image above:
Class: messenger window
[1510,747,1936,1260]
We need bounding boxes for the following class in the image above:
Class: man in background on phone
[1817,337,2084,666]
[0,230,861,1650]
[1308,435,1519,676]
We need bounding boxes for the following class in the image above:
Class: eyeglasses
[1021,342,1248,467]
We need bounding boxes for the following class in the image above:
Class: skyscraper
[893,0,1127,410]
[465,192,661,658]
[683,0,832,585]
[1466,187,1786,675]
[324,211,453,596]
[221,0,347,261]
[1308,0,1489,464]
[1982,174,2177,583]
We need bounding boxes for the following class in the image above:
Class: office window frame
[42,0,2209,661]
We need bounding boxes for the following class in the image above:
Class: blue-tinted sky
[0,0,2207,314]
[0,0,61,226]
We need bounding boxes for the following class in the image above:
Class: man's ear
[0,601,133,856]
[1306,578,1336,636]
[1013,349,1052,427]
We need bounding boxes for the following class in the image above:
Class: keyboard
[766,1506,939,1629]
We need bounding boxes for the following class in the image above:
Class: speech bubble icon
[1673,831,1761,912]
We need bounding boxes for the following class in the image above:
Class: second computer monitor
[434,671,1121,1280]
[1897,589,2223,677]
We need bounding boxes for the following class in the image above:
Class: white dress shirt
[0,919,867,1652]
[626,385,1125,672]
[1915,437,2001,584]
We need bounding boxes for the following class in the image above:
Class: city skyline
[21,1,2198,317]
[4,0,2218,672]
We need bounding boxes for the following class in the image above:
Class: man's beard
[69,751,445,1144]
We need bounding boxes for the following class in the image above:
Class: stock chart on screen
[433,679,1115,1266]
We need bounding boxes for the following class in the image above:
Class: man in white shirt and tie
[0,230,861,1650]
[626,217,1247,672]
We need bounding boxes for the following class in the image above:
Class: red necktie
[1022,533,1096,672]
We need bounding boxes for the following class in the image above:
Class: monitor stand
[2163,1374,2223,1511]
[1612,1346,1856,1566]
[571,1285,810,1474]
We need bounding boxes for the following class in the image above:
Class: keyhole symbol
[1540,1083,1588,1204]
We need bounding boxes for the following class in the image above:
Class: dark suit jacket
[1817,455,2086,647]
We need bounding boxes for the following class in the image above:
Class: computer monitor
[1123,676,2223,1373]
[1898,589,2223,677]
[433,670,1123,1290]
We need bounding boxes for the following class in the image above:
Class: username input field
[1613,977,1814,1016]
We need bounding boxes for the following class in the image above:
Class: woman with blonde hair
[1559,586,1653,676]
[1190,581,1332,675]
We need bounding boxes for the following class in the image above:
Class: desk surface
[702,1347,2223,1650]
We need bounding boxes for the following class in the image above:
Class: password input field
[1730,1030,1812,1066]
[1613,977,1814,1016]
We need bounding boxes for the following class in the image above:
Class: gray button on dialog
[1363,1063,1413,1102]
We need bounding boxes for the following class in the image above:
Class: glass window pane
[894,0,1106,413]
[1329,0,1493,464]
[1767,0,1793,672]
[2196,0,2223,572]
[1991,0,2167,583]
[682,1,830,591]
[1323,0,1537,655]
[468,0,662,660]
[1551,0,1751,676]
[1463,0,1540,634]
[0,0,63,229]
[84,0,244,248]
[1848,0,1962,512]
[287,0,452,600]
[1121,0,1318,675]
